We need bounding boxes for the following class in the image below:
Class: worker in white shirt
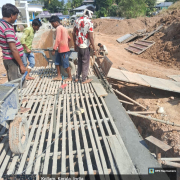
[98,43,108,56]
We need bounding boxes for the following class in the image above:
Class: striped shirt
[0,19,24,60]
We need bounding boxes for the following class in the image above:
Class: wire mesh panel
[0,67,137,179]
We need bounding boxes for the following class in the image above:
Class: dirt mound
[140,10,180,68]
[93,17,161,35]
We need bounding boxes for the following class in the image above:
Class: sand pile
[140,10,180,68]
[93,17,161,35]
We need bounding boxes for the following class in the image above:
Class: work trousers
[77,47,90,82]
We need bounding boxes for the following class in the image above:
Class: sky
[59,0,68,3]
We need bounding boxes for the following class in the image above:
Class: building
[82,0,95,5]
[155,2,173,9]
[156,0,165,4]
[73,4,95,16]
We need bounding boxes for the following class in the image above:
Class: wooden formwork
[0,67,138,179]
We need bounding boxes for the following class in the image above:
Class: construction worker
[49,15,72,81]
[98,43,108,56]
[73,6,96,84]
[20,18,42,80]
[0,4,26,83]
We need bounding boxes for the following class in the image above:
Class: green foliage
[145,0,156,7]
[71,0,83,8]
[96,7,108,18]
[166,0,179,3]
[44,0,63,13]
[119,0,147,18]
[95,0,113,11]
[109,4,119,16]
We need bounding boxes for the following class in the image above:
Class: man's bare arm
[72,27,77,50]
[89,32,96,54]
[8,42,26,74]
[22,44,31,53]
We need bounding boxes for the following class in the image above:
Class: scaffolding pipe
[127,112,180,127]
[161,160,180,168]
[113,88,147,110]
[161,158,180,162]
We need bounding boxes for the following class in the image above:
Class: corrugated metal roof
[155,2,173,7]
[73,4,95,11]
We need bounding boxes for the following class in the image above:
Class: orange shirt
[53,25,71,53]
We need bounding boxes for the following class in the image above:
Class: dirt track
[95,32,180,79]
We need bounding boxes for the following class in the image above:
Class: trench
[108,78,180,173]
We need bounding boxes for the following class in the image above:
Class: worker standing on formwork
[49,16,72,82]
[0,4,26,84]
[98,43,108,56]
[20,18,42,80]
[73,6,96,84]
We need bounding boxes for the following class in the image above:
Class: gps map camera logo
[149,168,154,174]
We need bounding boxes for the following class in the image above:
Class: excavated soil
[140,10,180,68]
[109,80,180,158]
[93,17,161,35]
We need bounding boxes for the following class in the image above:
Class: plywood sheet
[108,68,129,82]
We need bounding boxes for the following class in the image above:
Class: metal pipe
[113,88,147,110]
[127,111,156,114]
[127,112,180,127]
[161,158,180,162]
[161,160,180,168]
[119,100,134,105]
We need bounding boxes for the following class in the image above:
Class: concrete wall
[32,29,54,67]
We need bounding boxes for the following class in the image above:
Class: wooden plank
[159,78,180,92]
[121,70,150,86]
[43,96,56,174]
[83,94,110,178]
[67,95,75,176]
[98,56,113,76]
[0,149,12,179]
[61,94,67,175]
[146,136,172,152]
[52,93,61,174]
[71,94,84,174]
[88,94,119,176]
[7,96,38,175]
[140,74,170,91]
[17,96,45,174]
[79,95,106,178]
[25,96,50,174]
[89,75,108,97]
[167,75,180,82]
[34,96,53,174]
[107,135,139,176]
[142,25,163,40]
[113,89,147,110]
[75,94,95,178]
[108,68,129,82]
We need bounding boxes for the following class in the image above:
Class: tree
[71,0,83,8]
[119,0,146,18]
[145,0,156,7]
[166,0,178,3]
[63,0,72,15]
[44,0,63,12]
[109,4,119,16]
[95,0,113,11]
[96,7,108,18]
